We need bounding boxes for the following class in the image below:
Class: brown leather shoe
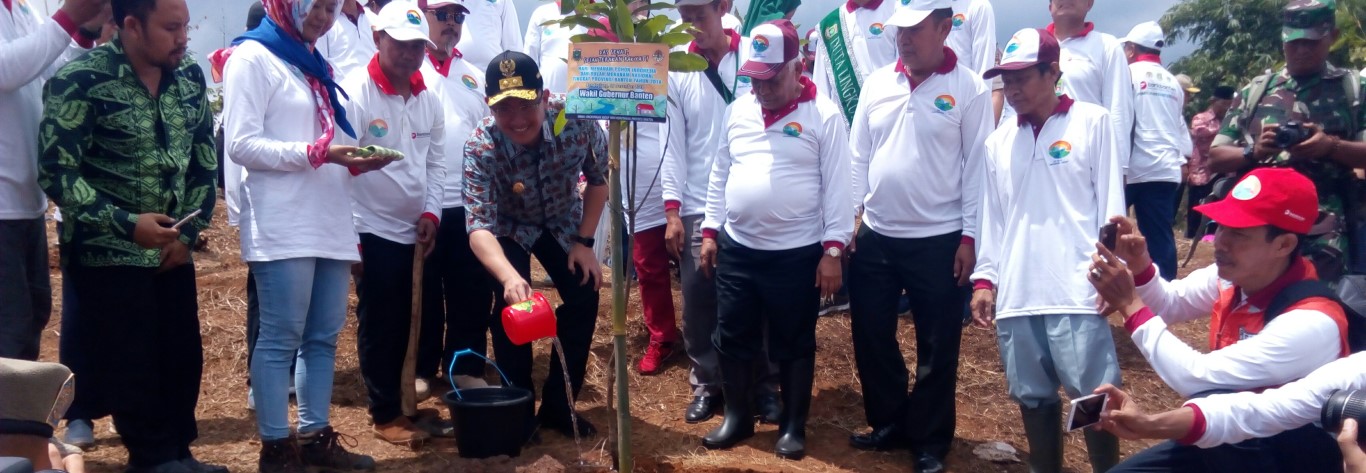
[373,416,430,448]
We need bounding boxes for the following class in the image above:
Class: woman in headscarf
[221,0,394,471]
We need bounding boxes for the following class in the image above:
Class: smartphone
[1066,392,1109,432]
[171,209,202,230]
[1099,223,1118,251]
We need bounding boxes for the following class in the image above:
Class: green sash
[819,7,863,124]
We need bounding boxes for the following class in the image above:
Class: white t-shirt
[661,34,753,218]
[812,1,899,112]
[1187,352,1366,448]
[0,5,87,219]
[523,3,584,95]
[1127,58,1194,184]
[702,81,853,251]
[851,53,992,240]
[619,122,667,232]
[341,63,446,245]
[1054,25,1135,172]
[316,12,378,81]
[420,52,489,209]
[223,41,360,263]
[945,0,996,80]
[971,99,1125,319]
[454,0,523,74]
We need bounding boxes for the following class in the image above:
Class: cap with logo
[485,50,544,106]
[740,20,800,80]
[418,0,469,13]
[371,1,437,49]
[1283,0,1336,42]
[982,28,1060,79]
[886,0,953,28]
[1194,168,1319,234]
[1120,21,1165,50]
[1175,74,1200,94]
[675,0,717,6]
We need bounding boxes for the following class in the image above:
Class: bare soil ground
[37,199,1217,472]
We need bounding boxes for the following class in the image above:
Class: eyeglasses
[427,9,466,24]
[491,99,541,116]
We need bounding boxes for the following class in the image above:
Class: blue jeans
[248,258,352,441]
[1126,182,1180,280]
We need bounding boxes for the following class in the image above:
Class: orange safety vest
[1207,257,1350,357]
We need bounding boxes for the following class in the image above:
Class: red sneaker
[637,341,675,375]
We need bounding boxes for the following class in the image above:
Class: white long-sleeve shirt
[523,3,583,95]
[946,0,996,81]
[454,0,522,74]
[341,60,446,245]
[970,98,1124,318]
[702,80,853,251]
[620,122,667,232]
[224,40,360,263]
[851,52,991,240]
[1186,351,1366,448]
[1127,57,1193,184]
[661,32,752,218]
[316,12,377,80]
[1051,23,1134,172]
[812,0,898,108]
[1129,262,1343,398]
[421,51,488,209]
[0,5,88,219]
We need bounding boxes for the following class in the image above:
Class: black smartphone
[1099,223,1118,251]
[1066,393,1109,431]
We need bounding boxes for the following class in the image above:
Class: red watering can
[501,292,556,345]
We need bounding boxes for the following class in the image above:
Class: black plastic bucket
[441,349,533,458]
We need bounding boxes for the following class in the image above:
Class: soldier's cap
[1195,168,1318,234]
[485,50,544,106]
[0,358,74,439]
[1212,85,1236,100]
[1283,0,1337,42]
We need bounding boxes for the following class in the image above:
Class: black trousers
[356,233,422,425]
[1110,423,1342,473]
[62,263,202,467]
[488,233,600,423]
[713,232,821,362]
[419,207,494,379]
[848,228,962,458]
[0,217,51,360]
[1184,183,1214,239]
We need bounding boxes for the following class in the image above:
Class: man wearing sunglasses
[463,50,609,440]
[415,0,498,397]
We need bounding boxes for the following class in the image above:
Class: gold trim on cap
[487,89,540,106]
[499,76,524,90]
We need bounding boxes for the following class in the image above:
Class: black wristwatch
[1243,144,1257,164]
[570,234,595,249]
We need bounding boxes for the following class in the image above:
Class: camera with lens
[1274,121,1312,149]
[1322,389,1366,433]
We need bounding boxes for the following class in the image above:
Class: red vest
[1208,257,1350,356]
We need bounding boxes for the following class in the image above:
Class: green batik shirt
[38,38,218,268]
[1215,63,1366,277]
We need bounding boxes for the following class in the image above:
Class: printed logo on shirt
[16,0,30,14]
[899,0,911,5]
[933,95,956,112]
[412,132,432,139]
[869,23,885,36]
[369,119,390,138]
[1047,141,1072,163]
[783,122,803,137]
[951,13,966,29]
[406,10,422,25]
[1232,175,1262,201]
[462,74,479,89]
[752,36,771,54]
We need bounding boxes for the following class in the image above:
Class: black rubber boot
[1084,428,1120,473]
[774,356,815,460]
[702,355,755,449]
[1020,402,1063,473]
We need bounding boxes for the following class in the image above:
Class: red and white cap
[372,1,437,49]
[418,0,468,11]
[1121,21,1166,50]
[1194,168,1319,234]
[982,28,1060,79]
[740,20,800,80]
[886,0,953,28]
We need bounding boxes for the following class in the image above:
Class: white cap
[739,20,800,80]
[421,0,469,11]
[675,0,716,6]
[371,1,436,49]
[982,28,1061,79]
[1121,21,1166,50]
[885,0,953,28]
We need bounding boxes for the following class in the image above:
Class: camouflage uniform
[1211,0,1366,282]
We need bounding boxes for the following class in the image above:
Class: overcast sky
[30,0,1192,79]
